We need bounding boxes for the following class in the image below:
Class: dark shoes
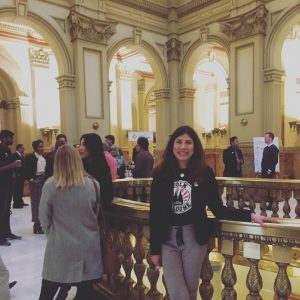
[22,202,29,206]
[0,238,11,246]
[33,223,44,234]
[9,281,17,289]
[13,201,29,208]
[5,233,22,240]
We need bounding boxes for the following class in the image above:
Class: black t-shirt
[0,143,14,185]
[170,169,194,226]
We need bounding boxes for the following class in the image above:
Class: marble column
[179,88,195,126]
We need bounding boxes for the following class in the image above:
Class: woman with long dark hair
[150,126,277,300]
[79,133,113,208]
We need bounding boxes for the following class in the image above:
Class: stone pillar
[220,4,268,143]
[56,75,77,144]
[154,89,170,150]
[179,88,195,126]
[263,69,284,139]
[137,79,145,130]
[68,9,116,138]
[166,37,181,132]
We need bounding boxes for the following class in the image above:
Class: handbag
[92,178,121,275]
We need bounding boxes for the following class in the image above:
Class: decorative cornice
[154,89,170,100]
[264,69,285,83]
[110,0,168,18]
[177,0,219,18]
[166,38,181,62]
[67,10,117,44]
[219,4,268,41]
[56,75,75,89]
[29,48,50,67]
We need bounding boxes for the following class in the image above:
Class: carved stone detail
[166,38,181,62]
[133,28,142,45]
[16,0,28,17]
[29,48,50,67]
[221,255,237,300]
[219,5,268,41]
[179,88,196,100]
[56,75,75,89]
[68,10,116,44]
[138,79,145,93]
[274,263,292,299]
[154,89,170,101]
[246,259,262,300]
[200,25,208,43]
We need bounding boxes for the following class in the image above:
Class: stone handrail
[94,194,300,300]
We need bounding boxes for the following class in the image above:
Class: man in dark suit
[12,144,28,208]
[261,132,279,179]
[261,132,279,210]
[223,136,244,177]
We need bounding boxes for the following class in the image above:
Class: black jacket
[12,152,25,178]
[261,144,279,178]
[150,166,251,255]
[24,153,39,181]
[223,147,243,177]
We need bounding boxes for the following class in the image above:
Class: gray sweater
[39,176,103,283]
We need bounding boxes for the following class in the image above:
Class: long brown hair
[153,126,206,182]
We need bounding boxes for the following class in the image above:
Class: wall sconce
[40,128,58,141]
[201,132,212,139]
[211,127,227,137]
[289,121,300,134]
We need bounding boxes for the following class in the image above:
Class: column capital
[5,98,20,109]
[166,38,181,62]
[179,88,196,100]
[219,4,268,41]
[137,79,145,93]
[56,75,76,89]
[29,48,50,67]
[68,10,117,44]
[264,69,285,83]
[108,81,113,93]
[154,89,170,101]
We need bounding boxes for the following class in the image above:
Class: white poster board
[128,131,154,142]
[253,137,280,173]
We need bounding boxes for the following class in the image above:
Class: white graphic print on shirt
[172,180,192,214]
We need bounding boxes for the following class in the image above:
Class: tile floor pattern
[1,198,76,300]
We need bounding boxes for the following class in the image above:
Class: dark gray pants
[29,175,45,223]
[162,224,207,300]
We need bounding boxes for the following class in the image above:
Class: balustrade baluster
[145,250,163,300]
[199,243,214,300]
[271,196,279,218]
[259,189,267,216]
[249,196,256,212]
[221,254,237,300]
[246,259,262,300]
[283,194,291,218]
[128,186,134,200]
[132,224,148,299]
[226,188,234,209]
[274,263,292,300]
[136,186,143,202]
[238,188,245,209]
[294,191,300,219]
[121,229,134,297]
[145,185,151,203]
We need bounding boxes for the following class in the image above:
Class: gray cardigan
[39,176,103,283]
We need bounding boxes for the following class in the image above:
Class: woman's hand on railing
[251,213,280,226]
[151,255,162,269]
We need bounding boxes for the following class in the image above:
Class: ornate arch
[265,4,300,70]
[0,7,73,75]
[107,38,168,89]
[180,34,229,87]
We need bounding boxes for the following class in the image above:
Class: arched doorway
[0,20,61,150]
[182,42,229,147]
[108,40,167,152]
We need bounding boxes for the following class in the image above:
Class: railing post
[273,246,292,300]
[199,239,215,300]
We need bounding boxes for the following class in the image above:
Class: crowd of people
[0,127,278,300]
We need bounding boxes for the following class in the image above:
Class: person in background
[0,130,22,247]
[45,134,67,180]
[105,134,123,156]
[12,144,28,208]
[79,133,113,209]
[150,125,278,300]
[39,145,103,300]
[0,254,10,300]
[261,132,279,179]
[223,136,244,177]
[129,137,154,178]
[110,146,126,179]
[24,139,46,234]
[103,142,117,181]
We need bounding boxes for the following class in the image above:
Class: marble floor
[1,198,76,300]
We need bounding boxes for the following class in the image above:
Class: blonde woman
[39,145,103,300]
